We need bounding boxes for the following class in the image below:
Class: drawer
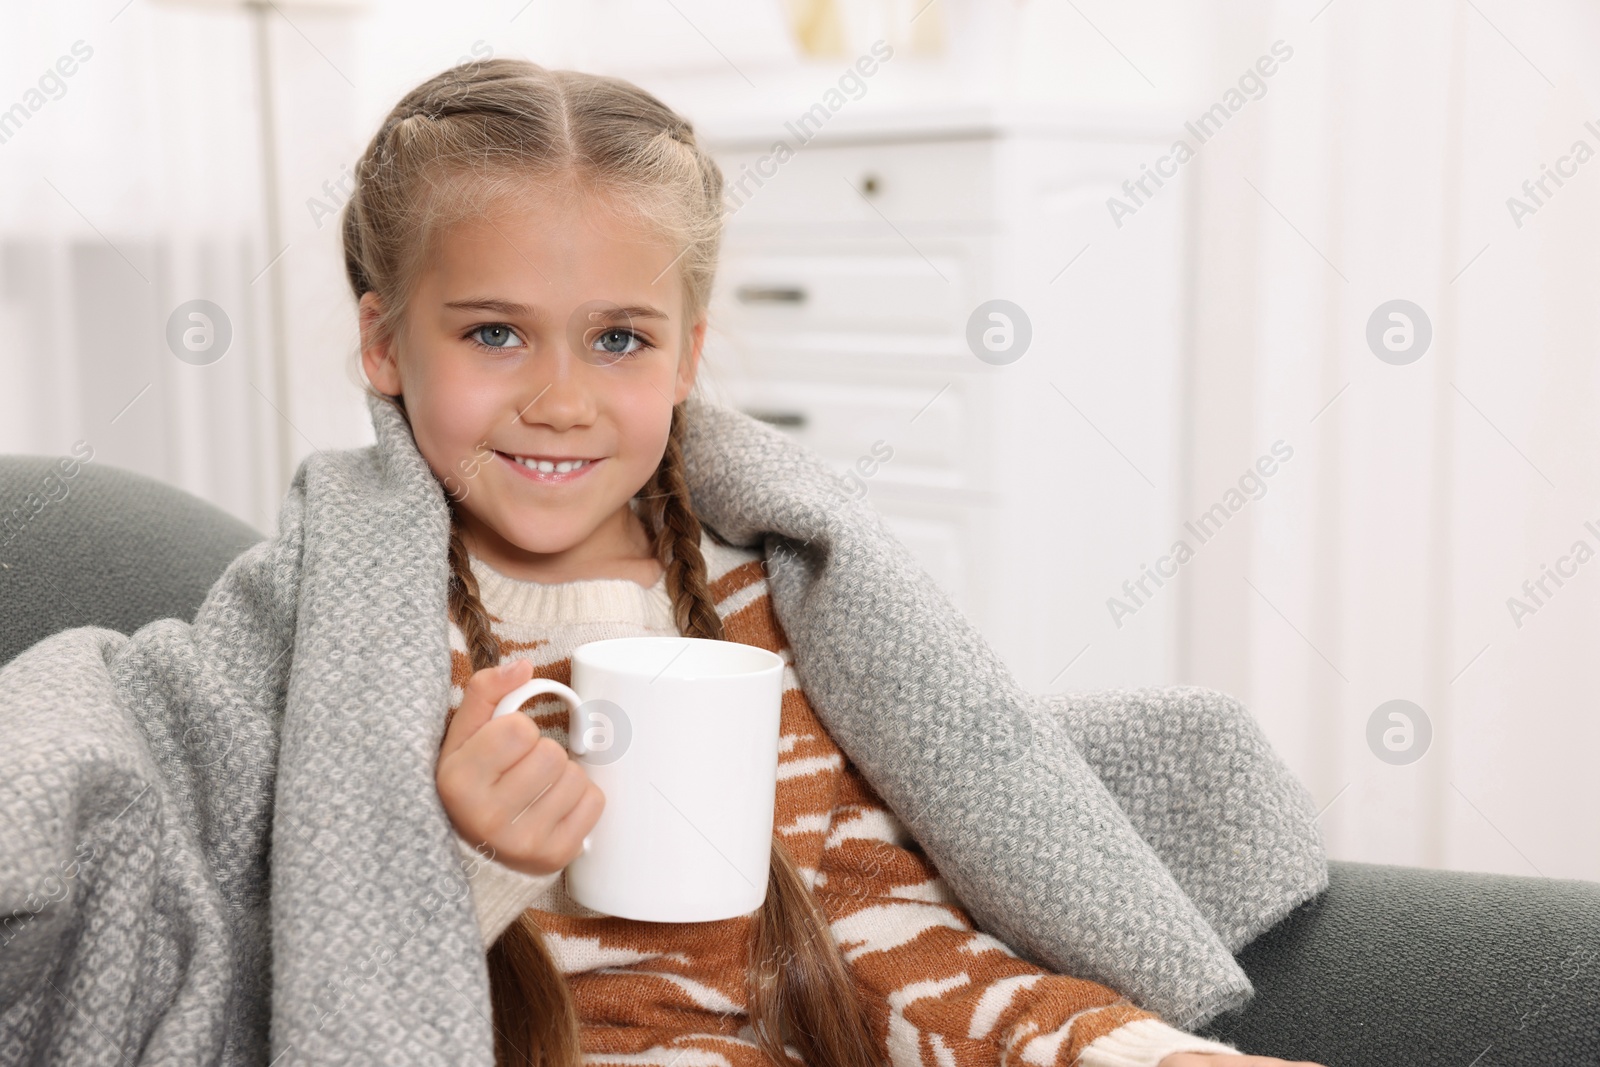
[714,249,968,337]
[727,377,987,492]
[705,137,995,227]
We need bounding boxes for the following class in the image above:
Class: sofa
[2,454,1596,1066]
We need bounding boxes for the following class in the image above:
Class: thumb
[442,658,533,759]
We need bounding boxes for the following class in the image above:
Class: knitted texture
[445,537,1243,1066]
[673,393,1328,1028]
[0,390,1325,1064]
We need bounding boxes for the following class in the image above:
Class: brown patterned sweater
[443,531,1243,1067]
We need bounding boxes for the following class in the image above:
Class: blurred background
[2,0,1597,883]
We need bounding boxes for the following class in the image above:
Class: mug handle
[491,677,587,755]
[490,676,594,855]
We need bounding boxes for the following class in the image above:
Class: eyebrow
[443,298,542,319]
[443,298,670,321]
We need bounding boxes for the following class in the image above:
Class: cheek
[402,361,499,483]
[611,389,674,466]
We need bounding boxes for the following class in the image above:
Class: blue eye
[592,328,643,358]
[470,323,523,350]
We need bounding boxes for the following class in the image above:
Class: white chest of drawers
[699,102,1188,691]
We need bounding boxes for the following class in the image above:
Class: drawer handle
[742,408,807,429]
[736,285,807,305]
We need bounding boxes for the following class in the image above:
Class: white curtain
[2,5,269,531]
[0,1,367,535]
[1178,0,1600,880]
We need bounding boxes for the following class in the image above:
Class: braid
[447,502,502,674]
[638,404,724,642]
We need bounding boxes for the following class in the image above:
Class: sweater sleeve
[811,764,1245,1067]
[452,827,563,948]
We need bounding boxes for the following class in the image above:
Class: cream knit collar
[466,551,674,629]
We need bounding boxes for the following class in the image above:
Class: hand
[436,659,605,877]
[1158,1056,1326,1066]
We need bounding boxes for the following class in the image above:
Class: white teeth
[516,456,587,474]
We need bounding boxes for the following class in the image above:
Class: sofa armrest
[0,456,264,667]
[1194,858,1600,1066]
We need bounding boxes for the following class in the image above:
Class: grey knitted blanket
[0,390,1327,1065]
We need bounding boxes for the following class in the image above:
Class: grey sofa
[2,455,1597,1067]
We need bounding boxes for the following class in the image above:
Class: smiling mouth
[494,449,601,483]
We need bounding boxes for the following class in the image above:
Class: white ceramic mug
[490,635,785,922]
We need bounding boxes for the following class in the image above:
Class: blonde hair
[340,58,885,1067]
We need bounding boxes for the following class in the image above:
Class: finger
[456,706,563,790]
[545,779,605,856]
[441,658,532,760]
[496,748,589,839]
[506,772,603,873]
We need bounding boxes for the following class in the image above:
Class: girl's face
[359,186,704,578]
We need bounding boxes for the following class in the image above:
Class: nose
[516,345,597,431]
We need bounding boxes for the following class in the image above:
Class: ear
[358,291,402,396]
[673,316,706,404]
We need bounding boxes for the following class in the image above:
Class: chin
[501,524,588,556]
[499,510,604,554]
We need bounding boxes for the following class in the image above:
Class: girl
[344,58,1326,1067]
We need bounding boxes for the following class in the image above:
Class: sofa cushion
[1198,858,1600,1064]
